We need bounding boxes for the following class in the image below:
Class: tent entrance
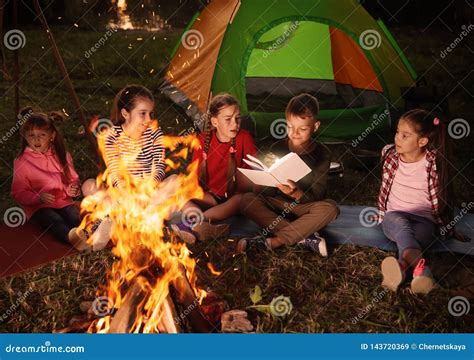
[245,20,386,113]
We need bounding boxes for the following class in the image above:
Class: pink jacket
[11,147,80,219]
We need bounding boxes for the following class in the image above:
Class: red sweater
[192,129,256,196]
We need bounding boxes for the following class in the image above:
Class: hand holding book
[238,152,312,187]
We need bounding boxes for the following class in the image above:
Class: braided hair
[199,93,240,197]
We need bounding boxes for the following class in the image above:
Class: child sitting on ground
[237,93,339,256]
[172,93,257,243]
[11,108,86,250]
[378,109,469,295]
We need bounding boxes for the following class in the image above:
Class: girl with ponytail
[11,108,87,250]
[377,109,468,295]
[172,93,256,243]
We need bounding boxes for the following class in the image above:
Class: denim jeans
[381,211,436,259]
[30,205,81,243]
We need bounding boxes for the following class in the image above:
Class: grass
[0,24,473,333]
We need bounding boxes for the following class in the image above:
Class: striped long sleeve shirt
[104,125,166,188]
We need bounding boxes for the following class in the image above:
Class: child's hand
[453,230,471,242]
[40,193,55,204]
[276,180,301,199]
[67,183,81,197]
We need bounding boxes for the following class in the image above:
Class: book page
[243,158,264,171]
[245,154,268,171]
[237,168,280,187]
[269,153,311,185]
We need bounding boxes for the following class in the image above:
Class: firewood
[108,278,146,333]
[221,310,253,333]
[171,263,214,332]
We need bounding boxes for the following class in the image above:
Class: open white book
[238,153,311,187]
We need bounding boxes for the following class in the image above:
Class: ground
[0,25,472,333]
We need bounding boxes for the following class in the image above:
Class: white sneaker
[68,228,90,252]
[91,217,112,251]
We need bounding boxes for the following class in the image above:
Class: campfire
[80,127,214,333]
[109,0,169,31]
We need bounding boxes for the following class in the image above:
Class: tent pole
[32,0,101,168]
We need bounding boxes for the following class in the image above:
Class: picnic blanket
[228,206,474,255]
[1,205,472,278]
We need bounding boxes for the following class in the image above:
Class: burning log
[171,264,214,333]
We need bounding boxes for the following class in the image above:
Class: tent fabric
[246,21,334,80]
[164,0,240,114]
[329,27,383,92]
[160,0,417,138]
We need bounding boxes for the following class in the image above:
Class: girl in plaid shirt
[378,109,467,295]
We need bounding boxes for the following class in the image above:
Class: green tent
[160,0,416,140]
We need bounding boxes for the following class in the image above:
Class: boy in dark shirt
[238,94,339,256]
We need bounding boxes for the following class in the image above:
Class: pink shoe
[381,257,406,292]
[411,258,435,295]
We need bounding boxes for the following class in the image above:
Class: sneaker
[68,228,90,252]
[411,258,435,295]
[192,222,230,242]
[171,223,197,244]
[236,235,270,254]
[91,217,112,251]
[297,232,328,257]
[381,256,406,292]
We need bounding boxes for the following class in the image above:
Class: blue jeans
[30,205,81,243]
[381,211,436,260]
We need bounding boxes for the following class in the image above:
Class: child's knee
[239,192,258,212]
[310,200,339,220]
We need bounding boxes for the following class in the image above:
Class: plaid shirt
[377,144,444,227]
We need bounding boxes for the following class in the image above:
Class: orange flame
[85,127,205,333]
[207,262,222,276]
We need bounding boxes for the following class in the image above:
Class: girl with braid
[172,94,256,243]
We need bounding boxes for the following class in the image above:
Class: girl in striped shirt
[105,85,165,187]
[78,85,166,251]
